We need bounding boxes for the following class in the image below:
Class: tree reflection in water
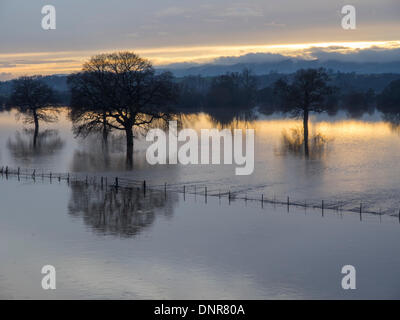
[277,127,329,159]
[68,183,177,237]
[208,109,257,127]
[7,129,64,159]
[382,112,400,135]
[71,133,151,172]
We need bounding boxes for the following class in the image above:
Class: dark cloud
[206,47,400,65]
[213,53,290,65]
[308,47,400,63]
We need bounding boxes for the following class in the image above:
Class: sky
[0,0,399,79]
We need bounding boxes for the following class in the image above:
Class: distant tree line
[1,51,400,163]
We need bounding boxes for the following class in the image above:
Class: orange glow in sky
[1,40,400,78]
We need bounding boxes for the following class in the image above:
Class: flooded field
[0,109,399,214]
[0,177,399,299]
[1,108,400,299]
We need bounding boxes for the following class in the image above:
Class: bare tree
[68,55,114,150]
[273,68,335,157]
[68,52,177,166]
[8,76,59,148]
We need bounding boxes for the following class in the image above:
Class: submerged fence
[1,165,399,221]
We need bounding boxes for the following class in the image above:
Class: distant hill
[159,59,400,77]
[1,60,400,99]
[0,75,68,96]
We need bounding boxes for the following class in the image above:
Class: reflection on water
[7,129,64,160]
[277,127,330,159]
[1,109,400,214]
[68,183,177,237]
[71,134,124,172]
[382,111,400,134]
[70,133,156,172]
[208,109,258,127]
[0,177,400,299]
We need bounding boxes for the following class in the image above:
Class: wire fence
[1,165,399,221]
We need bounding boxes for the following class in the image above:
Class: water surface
[0,176,399,299]
[0,109,399,214]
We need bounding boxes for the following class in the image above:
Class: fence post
[322,200,324,216]
[261,194,264,208]
[143,180,146,196]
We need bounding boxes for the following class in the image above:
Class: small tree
[273,68,335,157]
[8,76,58,148]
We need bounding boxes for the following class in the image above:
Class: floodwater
[0,109,399,214]
[0,109,400,299]
[0,177,399,299]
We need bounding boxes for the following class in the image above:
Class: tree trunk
[33,110,39,149]
[303,108,309,158]
[125,126,134,168]
[102,112,109,151]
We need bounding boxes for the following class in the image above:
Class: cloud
[156,7,190,17]
[12,59,77,65]
[125,33,139,38]
[213,52,290,65]
[264,21,286,28]
[308,47,400,63]
[0,72,13,81]
[218,6,263,18]
[198,46,400,66]
[0,59,77,67]
[0,62,16,68]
